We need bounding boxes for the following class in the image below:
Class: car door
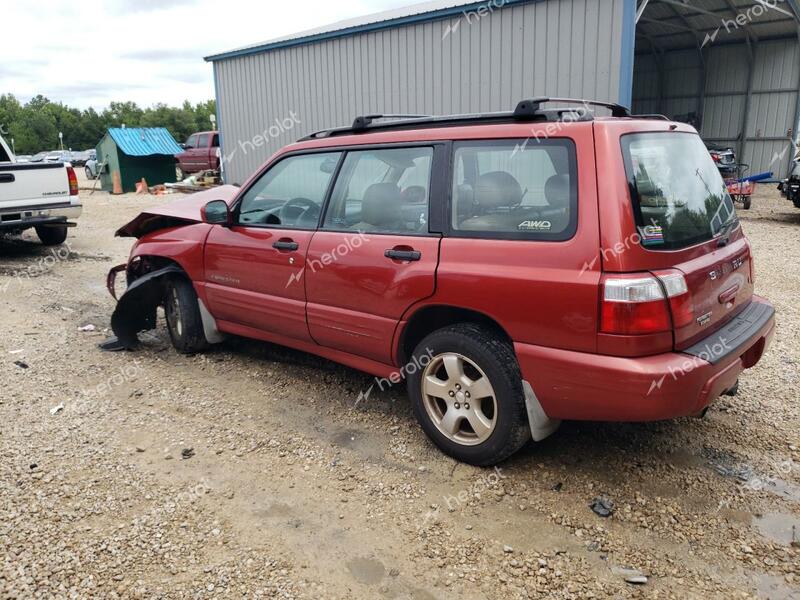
[305,144,445,364]
[203,151,343,341]
[195,133,210,170]
[180,135,198,172]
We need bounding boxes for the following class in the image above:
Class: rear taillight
[657,270,693,328]
[600,271,692,334]
[711,153,721,163]
[67,166,79,196]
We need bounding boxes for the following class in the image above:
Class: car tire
[742,196,752,210]
[35,225,68,246]
[407,323,531,466]
[85,166,93,180]
[164,277,210,354]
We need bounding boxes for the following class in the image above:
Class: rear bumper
[515,296,775,422]
[0,202,82,230]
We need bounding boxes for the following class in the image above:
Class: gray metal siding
[633,39,799,176]
[214,0,627,184]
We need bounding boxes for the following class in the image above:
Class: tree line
[0,94,216,155]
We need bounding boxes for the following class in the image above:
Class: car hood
[116,185,240,238]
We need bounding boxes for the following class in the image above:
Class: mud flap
[109,265,185,349]
[522,380,561,442]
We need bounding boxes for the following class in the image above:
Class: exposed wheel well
[127,255,186,285]
[398,305,512,365]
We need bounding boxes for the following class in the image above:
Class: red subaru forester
[106,98,775,466]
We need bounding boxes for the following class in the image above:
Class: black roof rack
[299,97,635,141]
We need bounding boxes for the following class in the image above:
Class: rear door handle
[385,249,421,261]
[719,284,740,304]
[273,240,299,251]
[0,174,14,183]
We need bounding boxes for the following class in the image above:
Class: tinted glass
[622,132,737,250]
[197,134,209,148]
[451,140,577,239]
[238,152,341,229]
[323,147,433,234]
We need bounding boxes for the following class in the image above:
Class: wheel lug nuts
[465,392,470,398]
[455,384,461,390]
[449,391,455,397]
[465,403,470,410]
[454,403,461,409]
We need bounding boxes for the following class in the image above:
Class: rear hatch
[621,132,753,349]
[0,163,71,211]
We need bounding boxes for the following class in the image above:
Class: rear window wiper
[716,219,739,247]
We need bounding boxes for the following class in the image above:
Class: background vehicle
[44,150,72,163]
[0,134,82,245]
[106,99,774,466]
[175,131,220,179]
[70,150,93,167]
[778,159,800,209]
[706,144,755,209]
[28,152,48,163]
[85,156,101,180]
[14,154,32,162]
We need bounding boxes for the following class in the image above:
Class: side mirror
[202,200,230,225]
[179,143,188,150]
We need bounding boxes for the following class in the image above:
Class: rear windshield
[622,132,737,250]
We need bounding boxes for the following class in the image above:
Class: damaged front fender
[110,265,185,348]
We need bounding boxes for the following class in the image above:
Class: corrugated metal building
[205,0,799,184]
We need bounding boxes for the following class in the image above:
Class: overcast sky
[3,0,411,110]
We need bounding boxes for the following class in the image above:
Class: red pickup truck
[176,131,220,179]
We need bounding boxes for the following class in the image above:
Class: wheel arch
[396,304,513,365]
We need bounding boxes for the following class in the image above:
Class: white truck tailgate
[0,163,71,210]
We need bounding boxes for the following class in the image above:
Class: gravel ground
[1,174,798,599]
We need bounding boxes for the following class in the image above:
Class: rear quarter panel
[407,122,602,353]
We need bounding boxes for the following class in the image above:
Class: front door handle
[273,240,299,251]
[0,174,14,183]
[385,248,421,261]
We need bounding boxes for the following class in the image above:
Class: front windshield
[622,132,737,250]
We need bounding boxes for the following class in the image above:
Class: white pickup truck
[0,134,82,245]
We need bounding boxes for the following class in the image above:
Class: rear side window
[211,134,220,147]
[323,147,433,234]
[451,140,578,240]
[622,132,737,250]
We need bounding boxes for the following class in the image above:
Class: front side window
[323,147,433,234]
[185,135,197,149]
[622,132,737,250]
[197,133,210,148]
[237,152,341,229]
[451,140,578,240]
